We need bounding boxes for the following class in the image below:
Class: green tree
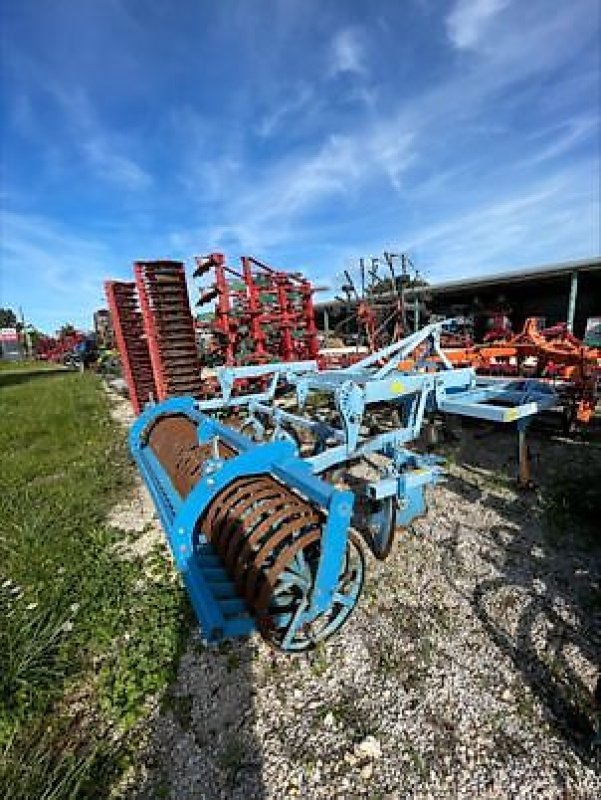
[0,308,17,328]
[25,325,44,348]
[58,323,77,339]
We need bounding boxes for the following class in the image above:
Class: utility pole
[19,306,32,358]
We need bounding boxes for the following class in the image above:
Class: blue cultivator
[130,322,556,652]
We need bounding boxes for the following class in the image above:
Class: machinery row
[104,254,600,427]
[340,272,600,430]
[445,317,600,428]
[101,253,597,654]
[130,322,557,652]
[105,256,321,413]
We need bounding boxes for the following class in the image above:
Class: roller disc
[258,531,365,653]
[148,414,235,499]
[197,473,364,653]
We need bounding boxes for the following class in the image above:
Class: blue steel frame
[232,324,557,497]
[130,396,354,644]
[198,360,317,412]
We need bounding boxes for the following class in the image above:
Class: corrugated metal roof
[404,256,601,296]
[316,256,601,309]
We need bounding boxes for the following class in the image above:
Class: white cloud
[317,158,599,289]
[329,28,366,76]
[82,138,151,191]
[0,212,115,330]
[43,84,153,192]
[201,123,415,251]
[446,0,509,50]
[256,84,315,138]
[405,165,600,279]
[178,1,597,268]
[528,116,600,164]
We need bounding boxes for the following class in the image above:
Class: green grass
[0,369,189,798]
[0,359,61,371]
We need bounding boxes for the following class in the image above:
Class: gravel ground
[106,386,600,799]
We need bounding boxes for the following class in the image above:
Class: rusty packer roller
[130,397,365,653]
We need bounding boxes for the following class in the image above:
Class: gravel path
[107,387,600,799]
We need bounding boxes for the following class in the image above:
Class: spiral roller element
[131,399,364,652]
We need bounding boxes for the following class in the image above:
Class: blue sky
[1,0,599,332]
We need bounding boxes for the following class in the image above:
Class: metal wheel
[259,532,365,653]
[366,496,396,560]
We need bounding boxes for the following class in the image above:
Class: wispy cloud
[173,0,599,264]
[4,47,153,193]
[326,159,599,284]
[82,139,151,191]
[528,116,600,164]
[2,0,598,331]
[329,27,366,76]
[200,122,415,252]
[256,84,315,138]
[446,0,510,50]
[49,87,153,191]
[0,211,115,330]
[407,164,599,278]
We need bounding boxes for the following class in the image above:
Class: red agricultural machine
[35,330,86,364]
[106,255,321,414]
[194,253,319,366]
[105,261,203,413]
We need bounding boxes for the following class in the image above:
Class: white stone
[356,735,382,760]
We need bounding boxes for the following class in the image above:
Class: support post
[567,270,578,333]
[517,423,532,489]
[323,307,330,347]
[414,293,420,332]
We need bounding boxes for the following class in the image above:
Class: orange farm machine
[444,317,600,429]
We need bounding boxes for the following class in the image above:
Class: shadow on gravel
[133,636,265,800]
[440,420,601,758]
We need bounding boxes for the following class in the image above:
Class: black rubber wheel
[368,496,397,560]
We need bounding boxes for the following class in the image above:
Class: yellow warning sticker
[390,380,405,394]
[504,408,520,422]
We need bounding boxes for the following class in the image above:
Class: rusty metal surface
[223,492,301,569]
[197,474,323,621]
[105,280,157,414]
[135,260,203,400]
[242,515,319,606]
[148,414,232,498]
[255,529,321,618]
